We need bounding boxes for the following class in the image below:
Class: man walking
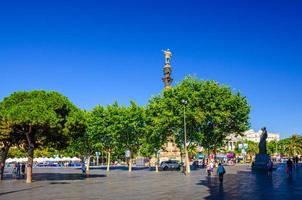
[81,162,86,176]
[21,163,26,179]
[16,163,21,178]
[217,163,226,183]
[286,158,293,177]
[267,159,273,176]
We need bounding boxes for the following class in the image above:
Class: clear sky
[0,0,301,138]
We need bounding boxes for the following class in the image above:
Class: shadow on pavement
[91,166,150,171]
[32,173,106,181]
[0,186,44,196]
[3,173,106,182]
[196,164,302,200]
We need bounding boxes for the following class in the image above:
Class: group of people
[267,157,299,178]
[12,162,26,179]
[285,157,299,177]
[206,160,226,183]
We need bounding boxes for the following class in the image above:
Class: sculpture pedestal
[252,154,270,170]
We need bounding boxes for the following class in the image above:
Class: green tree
[0,91,83,183]
[7,147,27,158]
[156,76,250,161]
[267,140,278,155]
[143,96,172,172]
[117,101,145,172]
[193,79,250,155]
[65,110,96,173]
[88,105,116,172]
[235,140,258,160]
[279,135,302,157]
[0,119,23,180]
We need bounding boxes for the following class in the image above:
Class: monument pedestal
[252,154,270,170]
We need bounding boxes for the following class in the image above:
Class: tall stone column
[162,49,173,89]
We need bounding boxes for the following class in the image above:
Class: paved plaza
[1,164,302,200]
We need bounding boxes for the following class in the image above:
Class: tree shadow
[196,165,302,200]
[0,186,44,196]
[32,173,106,181]
[93,166,150,171]
[2,173,106,182]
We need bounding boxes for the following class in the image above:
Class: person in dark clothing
[295,156,299,165]
[16,163,21,178]
[217,163,226,183]
[267,159,273,176]
[81,162,86,176]
[287,158,293,177]
[21,163,26,178]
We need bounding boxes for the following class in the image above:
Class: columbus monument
[159,49,181,162]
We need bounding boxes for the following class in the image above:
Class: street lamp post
[181,99,190,174]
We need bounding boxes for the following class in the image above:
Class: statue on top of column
[162,49,172,64]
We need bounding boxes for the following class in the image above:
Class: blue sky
[0,0,301,138]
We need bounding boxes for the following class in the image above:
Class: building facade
[226,129,280,151]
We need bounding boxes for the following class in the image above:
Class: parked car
[160,160,181,171]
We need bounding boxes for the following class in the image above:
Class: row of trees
[0,76,251,183]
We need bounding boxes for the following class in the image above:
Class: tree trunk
[213,148,217,160]
[180,151,183,164]
[128,158,132,172]
[128,151,132,172]
[26,145,34,183]
[86,156,91,175]
[25,126,34,183]
[185,149,190,174]
[155,155,159,173]
[106,152,111,172]
[0,144,10,180]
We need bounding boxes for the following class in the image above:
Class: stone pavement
[0,164,301,200]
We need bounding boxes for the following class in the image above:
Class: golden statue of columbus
[162,49,172,64]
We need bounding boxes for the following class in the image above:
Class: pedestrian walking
[207,160,214,176]
[81,162,86,176]
[294,156,299,166]
[206,163,211,176]
[12,163,17,178]
[217,163,226,183]
[21,163,26,179]
[286,158,293,177]
[267,159,273,176]
[16,162,21,178]
[192,160,198,169]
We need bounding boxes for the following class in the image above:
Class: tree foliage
[234,140,258,160]
[146,76,250,154]
[0,90,84,182]
[278,135,302,157]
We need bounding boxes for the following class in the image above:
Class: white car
[160,160,181,171]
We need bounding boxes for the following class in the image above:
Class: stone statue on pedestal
[259,127,267,154]
[252,127,270,170]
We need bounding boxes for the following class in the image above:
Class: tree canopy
[0,90,84,182]
[147,76,251,155]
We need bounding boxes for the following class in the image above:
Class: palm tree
[283,135,302,157]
